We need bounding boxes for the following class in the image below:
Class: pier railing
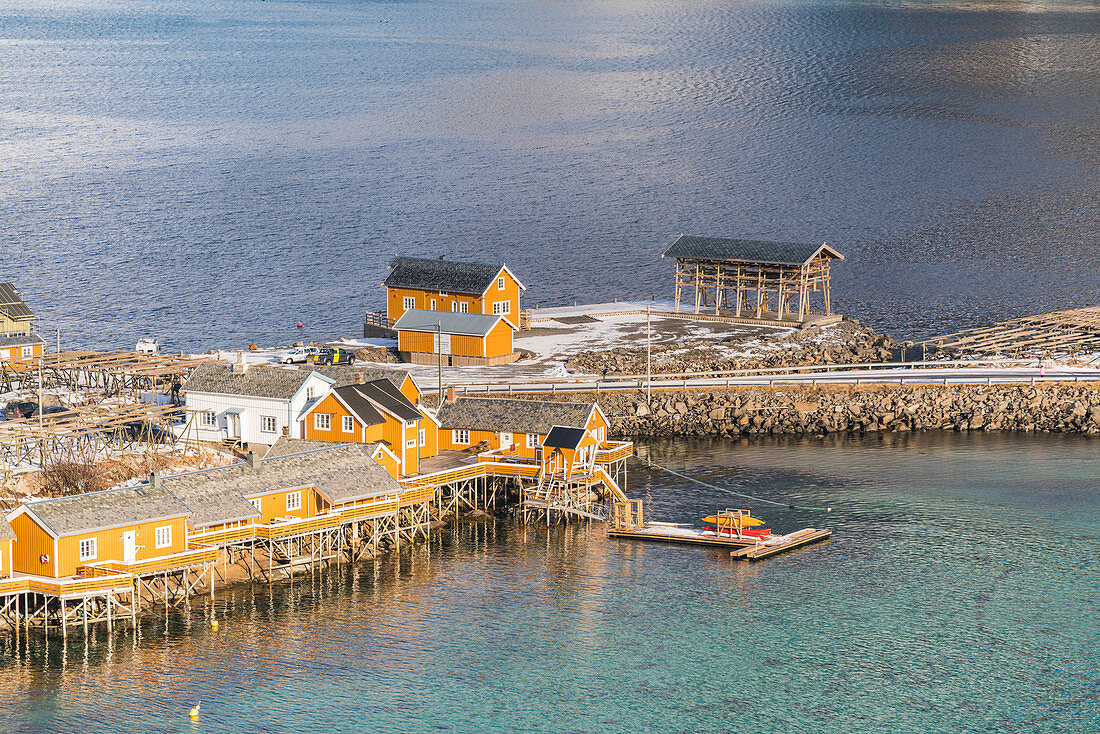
[85,545,219,578]
[440,359,1100,394]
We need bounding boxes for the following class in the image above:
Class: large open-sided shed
[662,236,844,324]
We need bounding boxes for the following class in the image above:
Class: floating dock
[608,502,831,561]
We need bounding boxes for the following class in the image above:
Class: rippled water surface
[1,0,1097,351]
[1,433,1097,733]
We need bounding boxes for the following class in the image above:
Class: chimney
[353,372,365,384]
[232,351,249,374]
[245,451,261,471]
[446,385,456,403]
[149,471,162,490]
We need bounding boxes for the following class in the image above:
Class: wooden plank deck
[607,525,758,548]
[729,529,832,561]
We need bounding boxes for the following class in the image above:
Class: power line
[631,454,832,512]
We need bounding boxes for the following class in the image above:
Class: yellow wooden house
[393,309,518,366]
[5,486,193,578]
[383,256,525,323]
[435,397,611,457]
[299,378,437,476]
[0,282,45,363]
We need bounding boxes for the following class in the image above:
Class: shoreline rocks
[565,318,898,376]
[494,383,1100,437]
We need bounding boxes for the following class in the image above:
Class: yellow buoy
[210,619,219,631]
[189,703,201,718]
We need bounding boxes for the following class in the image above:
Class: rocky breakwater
[566,319,897,376]
[534,383,1100,437]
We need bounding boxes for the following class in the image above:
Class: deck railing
[338,496,400,520]
[85,544,219,577]
[596,441,634,463]
[253,513,343,540]
[188,524,258,547]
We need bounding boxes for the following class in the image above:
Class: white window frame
[527,433,540,449]
[249,497,262,511]
[155,525,172,549]
[430,298,437,310]
[306,386,315,400]
[403,296,416,311]
[199,411,217,428]
[79,538,97,561]
[314,413,331,431]
[419,428,426,447]
[342,415,355,433]
[406,438,417,449]
[493,301,510,315]
[260,415,277,433]
[460,302,469,313]
[451,301,459,312]
[453,429,470,445]
[286,491,302,512]
[497,276,505,291]
[439,291,448,298]
[21,346,33,358]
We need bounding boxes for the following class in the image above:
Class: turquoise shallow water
[1,432,1097,733]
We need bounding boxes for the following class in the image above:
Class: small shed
[0,282,45,363]
[393,309,518,366]
[541,425,598,479]
[662,236,844,324]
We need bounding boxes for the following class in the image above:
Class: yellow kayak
[702,514,765,528]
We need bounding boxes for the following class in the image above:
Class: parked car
[3,401,39,420]
[312,347,356,366]
[281,346,320,364]
[39,406,68,416]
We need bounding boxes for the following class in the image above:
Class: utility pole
[646,303,652,402]
[437,321,443,403]
[56,327,60,355]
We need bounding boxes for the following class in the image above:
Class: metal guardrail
[441,360,1100,394]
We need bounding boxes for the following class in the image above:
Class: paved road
[444,365,1100,395]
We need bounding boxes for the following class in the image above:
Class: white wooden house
[182,362,335,447]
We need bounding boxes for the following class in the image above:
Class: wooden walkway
[729,528,832,561]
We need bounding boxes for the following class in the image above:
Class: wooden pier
[608,501,831,561]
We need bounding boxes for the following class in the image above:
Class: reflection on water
[0,0,1097,351]
[1,433,1096,733]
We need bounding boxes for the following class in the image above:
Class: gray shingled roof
[0,282,35,321]
[355,380,421,422]
[310,365,412,390]
[184,362,326,399]
[0,333,45,349]
[332,385,386,426]
[393,309,512,337]
[0,518,15,541]
[662,236,843,266]
[158,443,401,527]
[436,398,595,434]
[384,257,505,295]
[20,486,191,537]
[264,437,348,458]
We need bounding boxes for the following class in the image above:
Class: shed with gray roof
[436,397,599,435]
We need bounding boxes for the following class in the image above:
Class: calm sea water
[1,0,1098,352]
[1,433,1097,733]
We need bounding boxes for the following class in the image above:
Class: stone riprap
[486,383,1100,437]
[565,319,898,376]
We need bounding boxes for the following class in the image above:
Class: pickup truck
[312,347,356,366]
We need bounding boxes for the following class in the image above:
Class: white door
[434,333,451,355]
[500,432,512,449]
[122,530,137,563]
[227,413,241,438]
